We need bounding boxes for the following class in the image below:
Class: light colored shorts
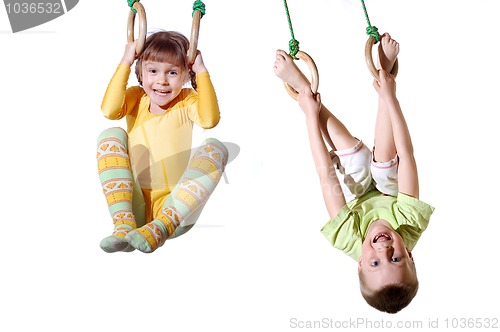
[331,140,398,202]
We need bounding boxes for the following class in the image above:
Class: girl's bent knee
[201,138,229,161]
[97,127,128,145]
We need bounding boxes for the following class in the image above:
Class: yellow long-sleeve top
[101,64,220,220]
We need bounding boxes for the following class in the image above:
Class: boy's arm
[300,89,346,219]
[375,70,419,198]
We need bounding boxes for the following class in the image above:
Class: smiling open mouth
[373,232,392,243]
[154,89,170,95]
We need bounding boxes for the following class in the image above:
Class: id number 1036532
[5,2,62,14]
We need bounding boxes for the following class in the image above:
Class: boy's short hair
[359,271,419,314]
[359,280,419,314]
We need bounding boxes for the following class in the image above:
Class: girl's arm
[299,88,347,219]
[189,51,220,128]
[101,42,139,120]
[374,70,419,198]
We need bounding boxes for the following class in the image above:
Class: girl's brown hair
[135,31,197,90]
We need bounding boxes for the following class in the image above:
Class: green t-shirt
[320,190,435,261]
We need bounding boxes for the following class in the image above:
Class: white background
[1,1,499,331]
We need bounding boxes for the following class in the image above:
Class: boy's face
[359,220,416,290]
[141,60,188,114]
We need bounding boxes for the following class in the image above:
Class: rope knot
[127,0,139,13]
[366,25,380,42]
[192,0,206,18]
[289,39,300,59]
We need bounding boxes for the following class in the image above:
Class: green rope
[192,0,206,18]
[127,0,139,13]
[360,0,380,42]
[283,0,299,59]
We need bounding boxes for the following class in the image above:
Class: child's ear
[406,248,414,261]
[135,59,143,85]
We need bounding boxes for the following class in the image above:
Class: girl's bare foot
[274,49,310,91]
[378,33,399,72]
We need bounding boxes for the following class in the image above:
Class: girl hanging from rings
[96,30,228,253]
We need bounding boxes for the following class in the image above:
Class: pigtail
[189,68,197,91]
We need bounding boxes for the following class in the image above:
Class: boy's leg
[318,105,359,151]
[126,138,228,253]
[307,98,370,200]
[275,51,358,150]
[334,141,374,201]
[276,49,370,199]
[317,101,373,200]
[274,49,310,93]
[97,127,137,253]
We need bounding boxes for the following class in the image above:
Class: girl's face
[141,60,188,114]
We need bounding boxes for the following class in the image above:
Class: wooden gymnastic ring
[365,36,398,81]
[188,10,202,65]
[127,2,147,56]
[284,51,319,100]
